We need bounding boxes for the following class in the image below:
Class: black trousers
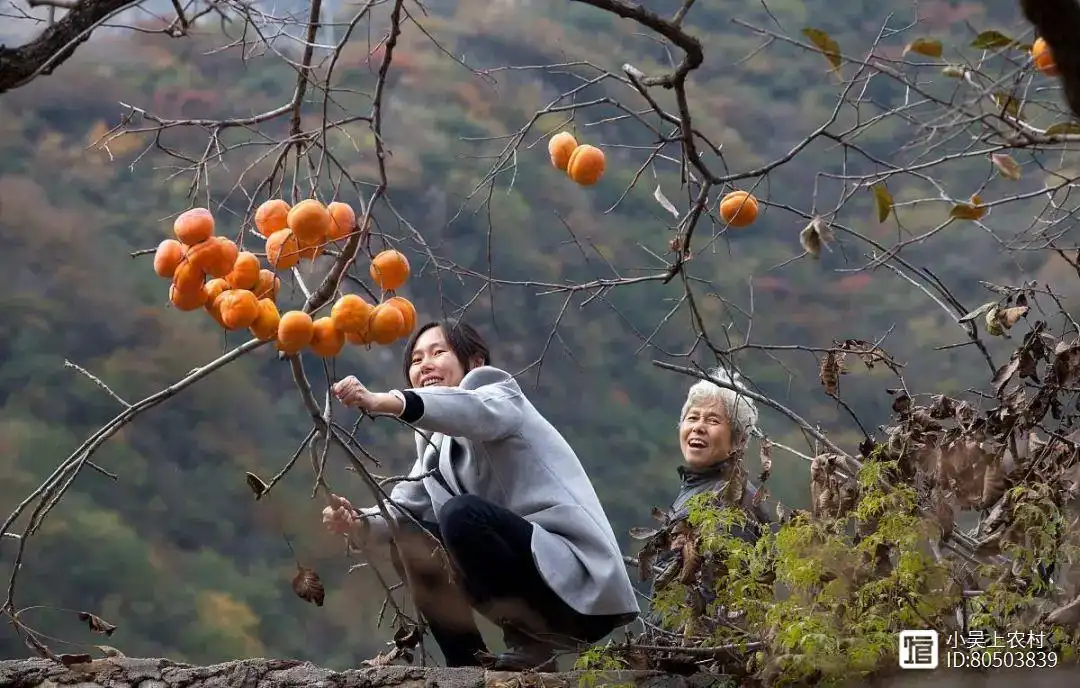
[388,493,626,667]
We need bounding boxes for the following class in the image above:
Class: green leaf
[802,28,842,72]
[970,31,1015,50]
[990,153,1021,181]
[992,92,1024,121]
[871,183,893,223]
[1045,122,1080,137]
[904,38,943,58]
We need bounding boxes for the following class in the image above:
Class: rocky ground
[2,656,1080,687]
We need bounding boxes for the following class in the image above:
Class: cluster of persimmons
[151,199,415,358]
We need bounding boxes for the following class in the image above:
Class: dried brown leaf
[759,438,773,483]
[819,351,842,396]
[753,484,770,508]
[998,305,1028,328]
[1051,343,1080,386]
[991,153,1022,180]
[799,216,835,258]
[245,472,269,500]
[721,461,748,507]
[1045,595,1080,626]
[981,459,1007,509]
[932,487,955,541]
[58,653,93,667]
[628,526,658,540]
[291,565,325,607]
[77,611,116,637]
[393,624,421,649]
[993,356,1021,397]
[361,650,396,667]
[678,538,701,584]
[637,540,657,582]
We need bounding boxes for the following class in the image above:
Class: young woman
[324,318,639,670]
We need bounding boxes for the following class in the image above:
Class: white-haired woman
[644,367,773,636]
[668,367,772,534]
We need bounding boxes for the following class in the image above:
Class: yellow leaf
[871,183,893,223]
[802,28,842,72]
[950,195,987,221]
[904,38,943,58]
[1046,122,1080,137]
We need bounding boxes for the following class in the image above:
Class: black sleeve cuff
[400,390,424,423]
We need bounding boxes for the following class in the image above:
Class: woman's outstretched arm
[397,366,526,441]
[333,366,526,442]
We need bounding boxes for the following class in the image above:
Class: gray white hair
[679,366,760,450]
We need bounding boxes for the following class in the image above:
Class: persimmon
[369,249,410,291]
[566,144,605,186]
[172,260,205,295]
[153,239,185,279]
[1032,37,1059,77]
[548,131,578,171]
[368,302,405,345]
[249,299,281,341]
[385,296,417,338]
[173,207,215,245]
[718,190,759,228]
[169,283,208,311]
[226,251,261,290]
[298,236,324,261]
[287,199,332,244]
[254,199,290,238]
[330,294,374,334]
[218,289,260,330]
[327,201,356,242]
[204,278,230,327]
[277,310,314,354]
[187,236,238,278]
[252,269,280,301]
[265,229,301,270]
[309,317,346,358]
[346,329,373,346]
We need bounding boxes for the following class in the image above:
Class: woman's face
[408,326,468,389]
[679,399,734,469]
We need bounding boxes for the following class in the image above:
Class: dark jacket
[644,459,773,630]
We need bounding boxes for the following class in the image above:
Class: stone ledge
[0,656,703,688]
[4,655,1080,687]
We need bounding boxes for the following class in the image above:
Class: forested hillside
[1,0,1078,676]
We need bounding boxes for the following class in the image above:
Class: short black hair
[401,317,491,387]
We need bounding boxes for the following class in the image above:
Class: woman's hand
[332,375,405,415]
[332,375,373,409]
[322,493,360,536]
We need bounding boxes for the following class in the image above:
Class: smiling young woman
[324,318,639,671]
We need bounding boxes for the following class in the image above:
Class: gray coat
[357,365,641,619]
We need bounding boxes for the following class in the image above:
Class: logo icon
[899,630,938,669]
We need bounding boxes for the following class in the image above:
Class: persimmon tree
[5,0,1080,683]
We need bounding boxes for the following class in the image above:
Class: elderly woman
[644,367,773,635]
[668,367,771,537]
[323,318,639,670]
